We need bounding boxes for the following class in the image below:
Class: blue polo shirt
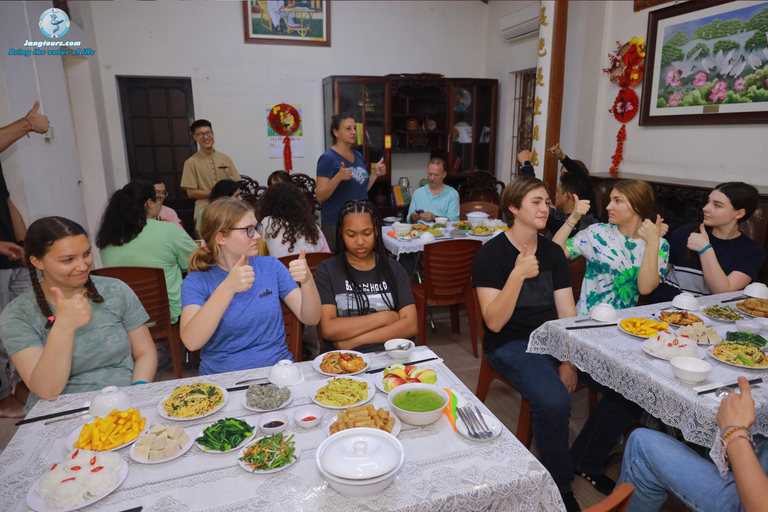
[407,185,460,221]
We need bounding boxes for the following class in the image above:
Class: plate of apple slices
[375,363,439,394]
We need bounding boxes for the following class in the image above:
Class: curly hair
[259,182,320,253]
[96,180,155,249]
[25,217,103,329]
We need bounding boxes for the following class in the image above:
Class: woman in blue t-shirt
[652,181,766,302]
[180,199,321,375]
[315,113,387,251]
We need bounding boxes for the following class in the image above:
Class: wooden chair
[277,252,334,360]
[472,290,598,448]
[569,258,586,303]
[91,267,186,379]
[457,170,505,204]
[583,482,635,512]
[460,201,500,220]
[238,175,267,214]
[290,173,321,216]
[411,239,482,358]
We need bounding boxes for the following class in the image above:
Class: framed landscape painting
[243,0,330,47]
[640,0,768,125]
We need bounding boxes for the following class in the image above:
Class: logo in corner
[39,8,70,39]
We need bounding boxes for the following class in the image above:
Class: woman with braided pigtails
[0,217,156,413]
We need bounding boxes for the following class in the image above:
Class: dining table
[528,291,768,454]
[381,226,497,260]
[0,346,565,512]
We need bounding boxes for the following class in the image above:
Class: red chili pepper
[71,449,79,459]
[50,463,57,471]
[70,466,81,471]
[61,477,76,483]
[90,456,97,466]
[91,466,104,473]
[341,354,350,361]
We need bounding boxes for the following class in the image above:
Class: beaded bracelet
[722,434,758,467]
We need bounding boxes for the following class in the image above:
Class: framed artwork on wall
[243,0,331,47]
[639,0,768,126]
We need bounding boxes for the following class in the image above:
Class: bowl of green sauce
[387,383,448,426]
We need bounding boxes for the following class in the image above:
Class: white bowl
[753,318,768,333]
[392,222,411,237]
[293,405,324,428]
[419,232,435,243]
[388,383,448,426]
[258,412,289,434]
[384,339,415,361]
[466,211,489,227]
[89,386,132,417]
[670,356,711,384]
[672,293,700,311]
[588,303,618,323]
[267,359,303,386]
[434,216,449,225]
[745,283,768,300]
[318,464,400,498]
[735,320,761,333]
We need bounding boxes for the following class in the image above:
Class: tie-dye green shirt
[566,223,670,316]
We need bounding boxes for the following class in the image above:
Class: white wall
[587,1,768,185]
[89,0,491,189]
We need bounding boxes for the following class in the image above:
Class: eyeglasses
[194,130,213,138]
[232,223,263,238]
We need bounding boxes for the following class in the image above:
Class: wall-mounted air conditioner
[500,3,540,43]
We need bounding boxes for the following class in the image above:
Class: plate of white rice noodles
[27,450,127,511]
[641,331,706,360]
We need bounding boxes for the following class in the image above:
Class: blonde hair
[500,176,549,227]
[611,180,655,222]
[189,198,254,272]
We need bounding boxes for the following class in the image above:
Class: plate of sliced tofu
[129,423,195,464]
[678,321,722,345]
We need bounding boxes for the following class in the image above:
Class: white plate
[326,410,402,437]
[129,427,196,464]
[617,318,663,339]
[66,423,148,453]
[456,412,502,441]
[195,418,257,453]
[156,386,229,421]
[701,306,743,323]
[653,311,711,328]
[238,436,301,474]
[241,388,293,412]
[27,459,128,512]
[310,376,375,410]
[640,339,706,360]
[468,231,492,237]
[312,351,372,377]
[707,346,768,369]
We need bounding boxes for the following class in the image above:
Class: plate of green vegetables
[238,433,299,473]
[195,417,256,453]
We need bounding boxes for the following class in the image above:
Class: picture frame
[243,1,331,47]
[639,0,768,126]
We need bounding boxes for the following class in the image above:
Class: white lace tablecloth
[381,227,495,259]
[528,291,768,448]
[0,347,564,512]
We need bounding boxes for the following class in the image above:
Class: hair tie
[47,316,55,322]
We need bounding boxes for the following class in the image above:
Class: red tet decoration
[610,125,627,173]
[610,89,639,124]
[268,104,301,173]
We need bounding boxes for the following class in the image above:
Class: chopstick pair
[697,377,762,395]
[566,323,617,330]
[15,406,89,427]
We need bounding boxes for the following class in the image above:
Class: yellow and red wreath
[268,104,301,172]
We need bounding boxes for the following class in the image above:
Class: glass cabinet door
[448,80,497,174]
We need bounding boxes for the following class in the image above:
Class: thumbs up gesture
[288,248,312,284]
[687,223,711,253]
[225,254,255,294]
[338,162,352,181]
[50,286,91,330]
[513,244,539,280]
[25,100,50,134]
[638,214,664,244]
[374,157,387,176]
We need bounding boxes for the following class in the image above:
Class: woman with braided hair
[0,217,156,413]
[314,200,417,352]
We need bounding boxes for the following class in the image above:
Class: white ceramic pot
[89,386,131,418]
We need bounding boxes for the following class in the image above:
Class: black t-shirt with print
[472,233,571,353]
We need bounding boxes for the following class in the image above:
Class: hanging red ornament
[610,125,627,174]
[268,104,301,173]
[610,89,639,123]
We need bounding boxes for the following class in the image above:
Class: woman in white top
[259,182,329,258]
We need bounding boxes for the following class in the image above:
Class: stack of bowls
[316,428,404,497]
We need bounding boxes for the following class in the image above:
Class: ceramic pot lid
[318,428,402,480]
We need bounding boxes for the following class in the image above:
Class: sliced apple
[407,378,420,384]
[404,365,417,376]
[417,369,437,384]
[384,376,407,392]
[383,363,406,378]
[409,368,427,379]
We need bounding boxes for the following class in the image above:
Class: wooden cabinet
[322,74,498,214]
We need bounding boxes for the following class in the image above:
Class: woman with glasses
[259,182,329,258]
[180,199,321,375]
[97,179,198,324]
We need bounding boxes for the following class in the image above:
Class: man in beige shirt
[180,119,241,221]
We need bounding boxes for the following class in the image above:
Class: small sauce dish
[258,411,289,434]
[293,405,324,428]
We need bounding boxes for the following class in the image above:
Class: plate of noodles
[27,450,128,512]
[310,376,375,410]
[313,351,370,376]
[157,383,228,421]
[708,341,768,369]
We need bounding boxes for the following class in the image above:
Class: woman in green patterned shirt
[552,179,670,316]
